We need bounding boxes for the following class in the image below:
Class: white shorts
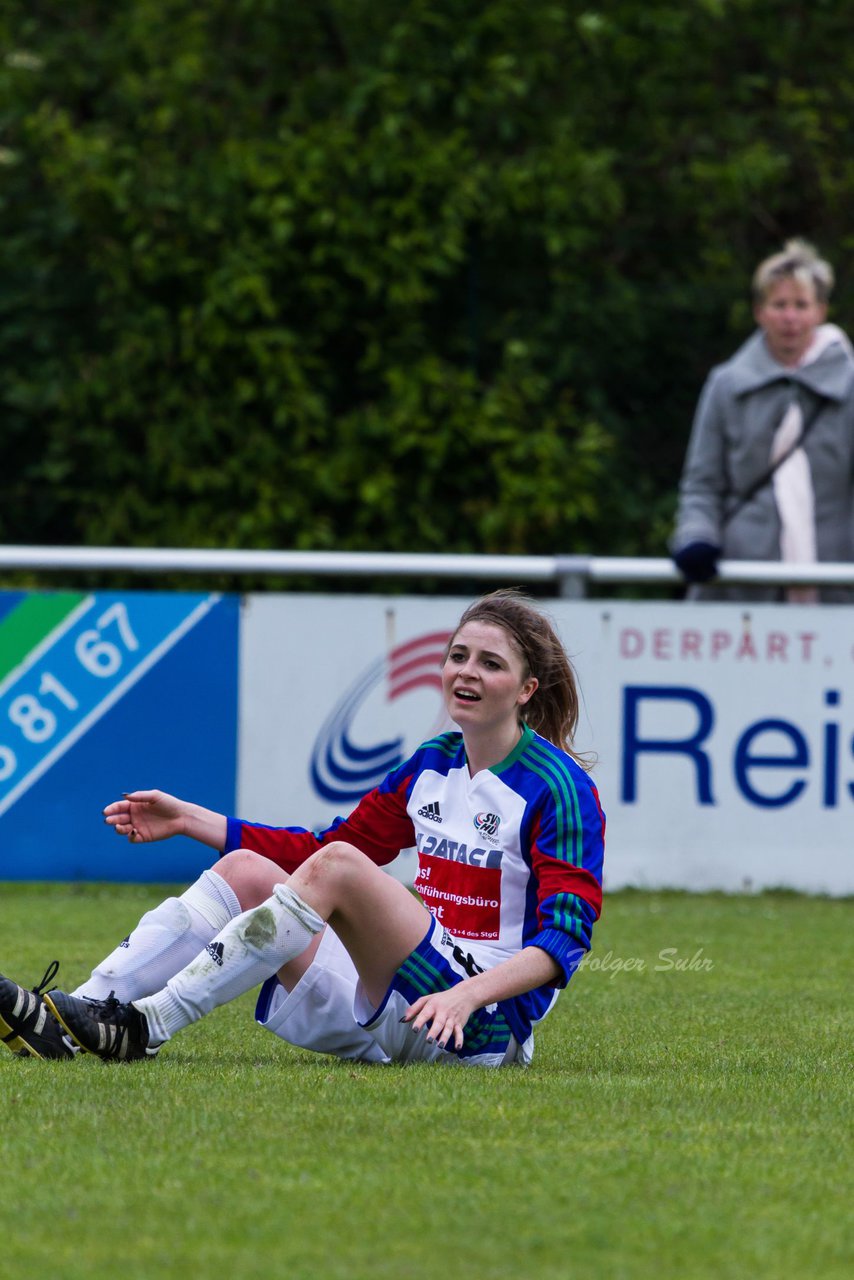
[255,921,534,1068]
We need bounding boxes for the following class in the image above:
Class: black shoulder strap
[722,390,829,529]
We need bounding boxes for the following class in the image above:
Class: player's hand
[402,986,479,1052]
[103,790,187,843]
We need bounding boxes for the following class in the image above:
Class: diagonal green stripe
[526,740,583,865]
[421,731,460,758]
[400,948,450,996]
[0,593,86,681]
[465,1009,511,1051]
[555,891,583,937]
[535,740,584,858]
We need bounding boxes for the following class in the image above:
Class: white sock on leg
[72,870,242,1001]
[136,884,325,1045]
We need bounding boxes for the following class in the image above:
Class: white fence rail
[2,545,854,595]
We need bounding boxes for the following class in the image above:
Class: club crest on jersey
[474,811,501,841]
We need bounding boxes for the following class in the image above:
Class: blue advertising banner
[0,590,238,880]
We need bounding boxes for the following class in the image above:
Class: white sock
[136,884,324,1046]
[72,870,242,1001]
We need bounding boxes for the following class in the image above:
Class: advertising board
[239,594,853,895]
[2,587,848,894]
[0,589,238,880]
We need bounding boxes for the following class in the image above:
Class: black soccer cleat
[0,961,79,1060]
[44,989,158,1062]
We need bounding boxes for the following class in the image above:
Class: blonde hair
[752,238,834,305]
[448,589,587,762]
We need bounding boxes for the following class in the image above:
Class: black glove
[673,540,721,584]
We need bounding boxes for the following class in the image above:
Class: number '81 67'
[0,602,139,782]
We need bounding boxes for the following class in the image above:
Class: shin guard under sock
[136,884,325,1045]
[72,870,242,1002]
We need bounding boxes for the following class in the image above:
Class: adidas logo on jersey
[205,941,225,967]
[417,801,442,823]
[119,935,130,949]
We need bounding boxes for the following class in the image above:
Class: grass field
[1,883,850,1280]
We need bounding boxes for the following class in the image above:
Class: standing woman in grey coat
[671,239,854,601]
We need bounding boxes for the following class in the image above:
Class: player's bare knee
[213,848,286,909]
[300,841,365,891]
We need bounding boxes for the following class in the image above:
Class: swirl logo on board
[310,630,452,803]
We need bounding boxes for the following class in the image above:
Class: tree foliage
[1,1,852,562]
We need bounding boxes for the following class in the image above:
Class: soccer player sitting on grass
[1,590,604,1069]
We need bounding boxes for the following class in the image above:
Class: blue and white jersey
[227,726,605,1040]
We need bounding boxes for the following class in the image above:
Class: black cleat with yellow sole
[0,962,79,1060]
[44,989,158,1062]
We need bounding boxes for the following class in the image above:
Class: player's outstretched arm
[103,790,228,850]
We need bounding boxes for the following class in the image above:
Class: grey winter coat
[672,328,854,600]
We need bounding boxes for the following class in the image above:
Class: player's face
[755,278,826,367]
[442,621,538,734]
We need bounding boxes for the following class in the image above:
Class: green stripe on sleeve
[526,741,584,866]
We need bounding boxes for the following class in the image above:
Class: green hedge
[1,1,852,563]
